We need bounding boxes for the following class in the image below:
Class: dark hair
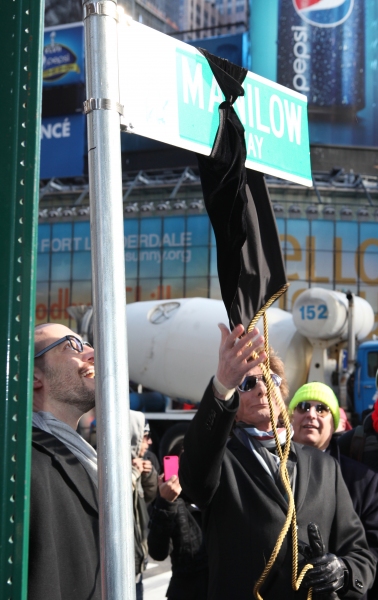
[34,324,51,371]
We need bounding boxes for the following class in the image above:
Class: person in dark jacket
[30,323,100,600]
[338,402,378,473]
[179,324,376,600]
[31,323,153,600]
[290,381,378,599]
[130,412,158,600]
[148,443,208,600]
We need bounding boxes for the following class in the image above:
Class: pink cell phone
[163,455,179,481]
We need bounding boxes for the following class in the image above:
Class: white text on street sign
[118,18,312,187]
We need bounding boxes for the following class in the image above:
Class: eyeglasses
[34,335,93,359]
[238,373,282,393]
[295,402,331,416]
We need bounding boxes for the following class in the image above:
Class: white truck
[69,287,377,459]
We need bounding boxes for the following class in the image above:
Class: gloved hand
[299,523,348,598]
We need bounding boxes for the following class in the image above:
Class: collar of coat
[227,435,315,514]
[32,427,98,514]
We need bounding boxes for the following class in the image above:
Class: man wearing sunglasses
[179,323,376,599]
[29,323,100,600]
[290,382,378,600]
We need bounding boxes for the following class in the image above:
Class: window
[368,352,378,378]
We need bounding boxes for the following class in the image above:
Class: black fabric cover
[197,48,287,330]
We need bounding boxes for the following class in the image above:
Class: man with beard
[29,323,100,600]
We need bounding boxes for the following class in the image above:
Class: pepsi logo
[293,0,354,28]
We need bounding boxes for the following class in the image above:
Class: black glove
[299,523,349,597]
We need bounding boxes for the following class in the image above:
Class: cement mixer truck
[69,288,378,459]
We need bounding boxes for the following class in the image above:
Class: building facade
[36,168,378,339]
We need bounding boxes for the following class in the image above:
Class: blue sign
[40,113,86,179]
[43,22,85,87]
[36,216,378,338]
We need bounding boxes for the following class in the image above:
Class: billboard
[35,216,214,325]
[43,22,85,87]
[249,0,378,147]
[36,215,378,338]
[40,113,86,178]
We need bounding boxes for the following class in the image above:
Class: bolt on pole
[82,1,136,598]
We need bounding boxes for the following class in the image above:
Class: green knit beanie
[289,382,340,430]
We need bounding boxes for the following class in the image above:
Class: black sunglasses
[238,373,282,393]
[35,335,93,359]
[295,402,331,416]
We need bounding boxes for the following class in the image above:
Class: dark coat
[328,437,378,600]
[179,382,376,600]
[338,415,378,473]
[148,496,208,599]
[29,428,101,600]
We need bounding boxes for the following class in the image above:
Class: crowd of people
[29,321,378,599]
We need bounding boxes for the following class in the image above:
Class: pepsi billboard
[250,0,378,147]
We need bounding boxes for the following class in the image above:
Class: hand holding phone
[158,473,181,502]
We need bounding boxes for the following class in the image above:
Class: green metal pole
[0,0,44,598]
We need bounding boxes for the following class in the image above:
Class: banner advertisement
[36,216,213,326]
[43,22,85,87]
[249,0,378,147]
[40,113,86,179]
[36,215,378,337]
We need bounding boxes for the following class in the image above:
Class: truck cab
[354,341,378,417]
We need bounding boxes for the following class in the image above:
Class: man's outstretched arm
[179,324,265,508]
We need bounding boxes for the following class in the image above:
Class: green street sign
[119,17,312,187]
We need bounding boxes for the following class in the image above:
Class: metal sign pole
[0,0,44,597]
[82,1,135,598]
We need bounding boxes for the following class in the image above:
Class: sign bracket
[83,97,124,116]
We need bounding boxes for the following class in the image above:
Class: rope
[244,285,313,600]
[246,283,289,335]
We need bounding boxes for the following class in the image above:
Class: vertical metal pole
[347,292,355,373]
[82,1,135,599]
[0,0,44,598]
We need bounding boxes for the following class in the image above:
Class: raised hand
[215,323,266,394]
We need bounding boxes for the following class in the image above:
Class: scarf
[32,411,98,488]
[236,423,292,449]
[234,423,296,498]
